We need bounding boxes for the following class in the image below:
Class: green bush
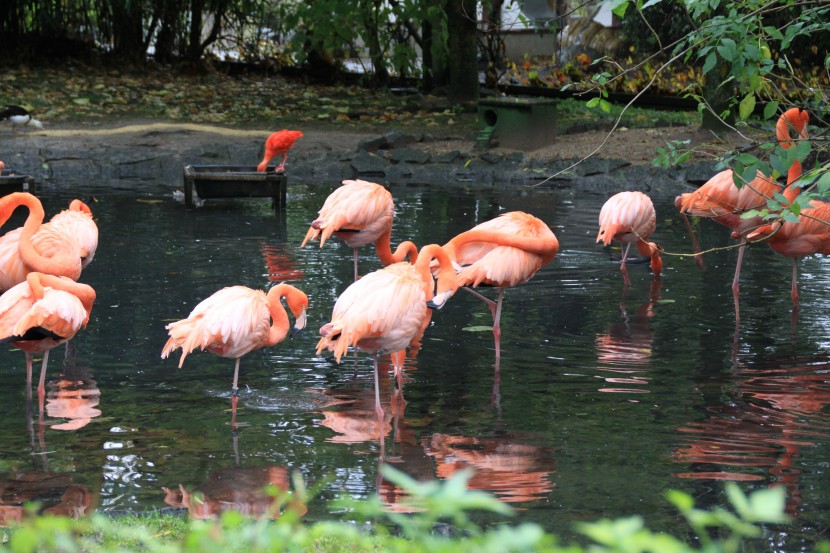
[0,465,818,553]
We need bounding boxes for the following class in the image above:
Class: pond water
[1,177,829,549]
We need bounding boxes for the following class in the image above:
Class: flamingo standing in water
[161,283,309,417]
[257,130,304,174]
[747,180,830,311]
[316,243,459,456]
[441,211,559,359]
[302,179,418,281]
[596,191,662,286]
[675,107,809,318]
[0,193,92,292]
[0,272,96,401]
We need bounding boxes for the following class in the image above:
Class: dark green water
[1,179,828,549]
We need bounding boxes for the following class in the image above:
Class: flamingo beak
[426,290,454,310]
[291,307,308,338]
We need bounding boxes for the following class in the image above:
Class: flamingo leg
[620,242,632,287]
[37,351,50,414]
[372,352,386,459]
[732,238,747,322]
[791,258,800,311]
[274,154,288,173]
[680,213,707,270]
[493,288,504,359]
[25,352,33,385]
[460,286,503,356]
[231,358,241,397]
[353,248,360,281]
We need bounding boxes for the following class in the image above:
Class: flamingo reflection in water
[421,433,556,504]
[315,357,415,457]
[162,465,307,520]
[0,379,93,526]
[673,357,830,516]
[260,242,304,283]
[44,343,101,431]
[594,279,662,396]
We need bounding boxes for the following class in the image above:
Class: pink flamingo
[0,193,94,292]
[161,283,309,417]
[442,211,559,359]
[0,272,96,402]
[316,244,458,456]
[301,179,417,281]
[675,108,809,318]
[597,191,662,286]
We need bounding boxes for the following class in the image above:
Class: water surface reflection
[0,182,828,548]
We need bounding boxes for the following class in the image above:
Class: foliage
[595,0,830,232]
[0,464,813,553]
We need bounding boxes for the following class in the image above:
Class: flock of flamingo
[0,107,820,455]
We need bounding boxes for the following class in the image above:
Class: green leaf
[738,93,756,120]
[716,38,737,61]
[703,52,717,74]
[763,100,779,120]
[665,490,694,512]
[816,173,830,195]
[463,326,495,332]
[586,97,600,109]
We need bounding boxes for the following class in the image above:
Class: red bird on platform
[257,130,304,173]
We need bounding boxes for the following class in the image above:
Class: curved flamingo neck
[1,192,83,280]
[446,228,560,265]
[778,108,809,204]
[69,199,93,215]
[416,244,458,302]
[27,272,96,314]
[265,285,292,345]
[375,232,418,265]
[265,284,308,345]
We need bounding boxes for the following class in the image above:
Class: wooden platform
[182,165,287,210]
[0,170,35,196]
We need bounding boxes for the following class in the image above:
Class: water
[1,178,829,548]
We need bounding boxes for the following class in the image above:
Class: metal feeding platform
[182,165,287,210]
[0,169,35,196]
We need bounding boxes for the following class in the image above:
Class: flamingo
[301,179,418,281]
[161,283,309,417]
[257,130,304,174]
[441,211,559,359]
[597,191,662,286]
[0,193,88,292]
[746,188,830,311]
[316,243,459,456]
[675,107,809,316]
[46,199,98,270]
[0,272,96,401]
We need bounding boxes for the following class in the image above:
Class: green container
[477,97,557,150]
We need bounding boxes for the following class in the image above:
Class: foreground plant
[0,466,810,553]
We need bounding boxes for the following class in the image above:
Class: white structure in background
[499,0,619,59]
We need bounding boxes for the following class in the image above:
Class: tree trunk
[446,0,478,104]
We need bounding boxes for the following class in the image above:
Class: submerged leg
[680,213,706,270]
[493,288,504,359]
[37,351,50,414]
[791,258,800,311]
[732,238,747,323]
[620,242,632,287]
[373,352,386,459]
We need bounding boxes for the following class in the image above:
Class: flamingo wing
[317,263,427,361]
[596,191,656,246]
[302,180,394,247]
[162,287,270,365]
